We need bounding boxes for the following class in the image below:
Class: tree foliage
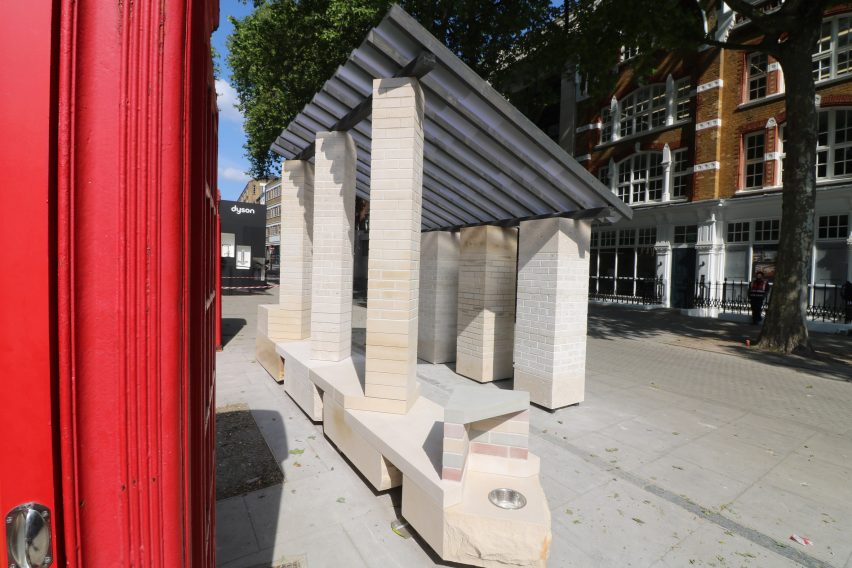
[559,0,842,354]
[227,0,553,178]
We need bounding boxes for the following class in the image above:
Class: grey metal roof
[272,4,632,230]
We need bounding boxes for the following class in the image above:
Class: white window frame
[675,78,692,121]
[621,46,640,62]
[743,131,765,189]
[747,52,768,101]
[820,109,852,180]
[616,152,665,205]
[817,214,849,240]
[813,14,852,82]
[618,85,667,138]
[726,221,750,243]
[599,80,690,144]
[601,107,613,142]
[754,219,780,243]
[671,148,692,199]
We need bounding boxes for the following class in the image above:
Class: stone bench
[273,340,550,567]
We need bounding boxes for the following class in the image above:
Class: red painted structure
[0,1,219,566]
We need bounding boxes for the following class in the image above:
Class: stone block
[456,226,518,382]
[514,218,591,409]
[323,397,401,491]
[283,354,323,421]
[418,231,460,363]
[311,132,356,362]
[364,77,425,412]
[277,160,314,340]
[255,330,284,382]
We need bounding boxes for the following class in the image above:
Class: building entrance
[671,248,697,308]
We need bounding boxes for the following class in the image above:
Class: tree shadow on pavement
[220,318,247,348]
[588,304,851,383]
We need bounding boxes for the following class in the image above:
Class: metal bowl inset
[488,488,527,510]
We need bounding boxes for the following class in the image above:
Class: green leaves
[227,0,553,178]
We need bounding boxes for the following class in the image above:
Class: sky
[213,1,256,201]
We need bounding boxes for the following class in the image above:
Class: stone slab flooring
[217,290,852,568]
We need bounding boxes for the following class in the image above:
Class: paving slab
[216,293,852,568]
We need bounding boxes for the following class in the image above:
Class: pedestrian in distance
[841,280,852,325]
[748,271,769,325]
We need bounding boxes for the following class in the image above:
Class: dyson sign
[230,205,256,215]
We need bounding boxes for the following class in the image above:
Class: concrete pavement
[216,291,852,568]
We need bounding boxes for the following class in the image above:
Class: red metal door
[0,3,62,565]
[1,1,219,566]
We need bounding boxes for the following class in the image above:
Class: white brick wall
[514,217,591,408]
[276,160,314,340]
[311,131,356,361]
[418,231,460,363]
[456,226,517,382]
[364,78,425,408]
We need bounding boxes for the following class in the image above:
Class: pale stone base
[283,354,323,421]
[259,337,550,567]
[456,351,514,383]
[324,397,401,491]
[255,331,284,382]
[444,470,550,568]
[401,469,550,568]
[514,369,585,409]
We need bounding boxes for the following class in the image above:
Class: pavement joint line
[530,425,838,568]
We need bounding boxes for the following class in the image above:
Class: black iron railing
[692,278,848,323]
[589,276,665,305]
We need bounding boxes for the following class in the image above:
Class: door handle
[5,503,53,568]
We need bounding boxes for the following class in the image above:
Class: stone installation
[514,217,592,409]
[256,160,313,381]
[257,72,552,568]
[256,6,633,567]
[418,230,460,364]
[456,226,518,382]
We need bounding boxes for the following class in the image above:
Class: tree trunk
[756,34,820,354]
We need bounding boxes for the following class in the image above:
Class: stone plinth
[418,231,460,364]
[456,226,518,382]
[311,131,356,362]
[514,217,591,409]
[364,77,425,413]
[277,160,314,339]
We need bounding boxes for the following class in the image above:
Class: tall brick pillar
[364,77,425,414]
[256,160,314,380]
[514,217,591,409]
[311,131,356,362]
[418,231,460,364]
[456,225,517,383]
[278,160,314,339]
[693,56,725,200]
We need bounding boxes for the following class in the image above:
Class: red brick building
[570,1,852,324]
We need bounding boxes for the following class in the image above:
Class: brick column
[693,54,725,200]
[456,225,517,383]
[278,160,314,339]
[364,77,425,414]
[418,231,460,364]
[311,131,356,362]
[514,218,591,409]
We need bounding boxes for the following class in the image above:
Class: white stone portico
[253,6,632,567]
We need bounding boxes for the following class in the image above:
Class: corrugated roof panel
[271,4,632,230]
